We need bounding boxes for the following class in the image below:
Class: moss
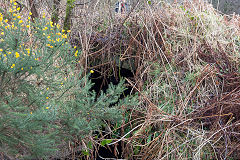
[63,0,75,32]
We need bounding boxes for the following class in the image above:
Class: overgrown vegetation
[0,0,240,159]
[0,1,137,159]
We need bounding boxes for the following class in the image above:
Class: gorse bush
[0,1,131,159]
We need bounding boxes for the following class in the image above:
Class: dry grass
[68,0,240,159]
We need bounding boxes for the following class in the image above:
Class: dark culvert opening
[89,66,135,159]
[90,67,135,100]
[70,26,139,159]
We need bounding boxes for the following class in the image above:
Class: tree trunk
[63,0,74,32]
[28,0,38,22]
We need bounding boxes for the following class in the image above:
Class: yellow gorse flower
[75,50,78,57]
[43,27,48,31]
[42,12,46,18]
[26,48,30,54]
[50,21,53,27]
[15,52,20,58]
[11,64,15,68]
[62,34,67,39]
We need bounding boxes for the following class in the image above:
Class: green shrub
[0,2,130,159]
